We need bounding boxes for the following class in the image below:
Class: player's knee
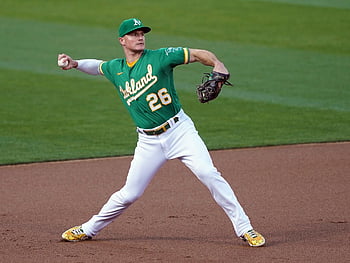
[194,164,221,181]
[124,193,142,204]
[119,189,143,205]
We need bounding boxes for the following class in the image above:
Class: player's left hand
[196,71,233,103]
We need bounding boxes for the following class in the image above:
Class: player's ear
[119,37,125,46]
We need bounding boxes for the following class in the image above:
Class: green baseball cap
[118,18,151,37]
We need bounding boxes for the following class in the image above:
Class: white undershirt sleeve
[76,59,104,75]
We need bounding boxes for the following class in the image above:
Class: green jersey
[100,47,190,129]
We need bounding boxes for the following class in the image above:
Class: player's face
[120,30,146,52]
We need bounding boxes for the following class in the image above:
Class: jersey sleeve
[100,59,119,83]
[100,61,111,77]
[160,47,190,67]
[99,62,105,75]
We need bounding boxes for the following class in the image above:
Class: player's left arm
[188,48,229,74]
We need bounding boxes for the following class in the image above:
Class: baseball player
[59,18,265,247]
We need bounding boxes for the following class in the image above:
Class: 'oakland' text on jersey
[100,47,190,129]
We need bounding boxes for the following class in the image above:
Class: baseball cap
[118,18,151,37]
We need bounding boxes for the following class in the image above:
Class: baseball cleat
[240,229,265,247]
[61,225,91,242]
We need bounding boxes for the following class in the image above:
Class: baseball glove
[196,71,232,103]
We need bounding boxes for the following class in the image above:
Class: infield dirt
[1,142,349,262]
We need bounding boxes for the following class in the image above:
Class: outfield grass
[0,0,349,164]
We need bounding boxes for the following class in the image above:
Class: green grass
[1,0,349,164]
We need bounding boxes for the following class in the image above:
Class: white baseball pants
[82,109,253,237]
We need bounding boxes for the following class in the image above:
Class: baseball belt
[139,116,179,136]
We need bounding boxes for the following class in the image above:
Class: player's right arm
[57,53,104,75]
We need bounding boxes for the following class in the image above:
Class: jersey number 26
[146,88,172,112]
